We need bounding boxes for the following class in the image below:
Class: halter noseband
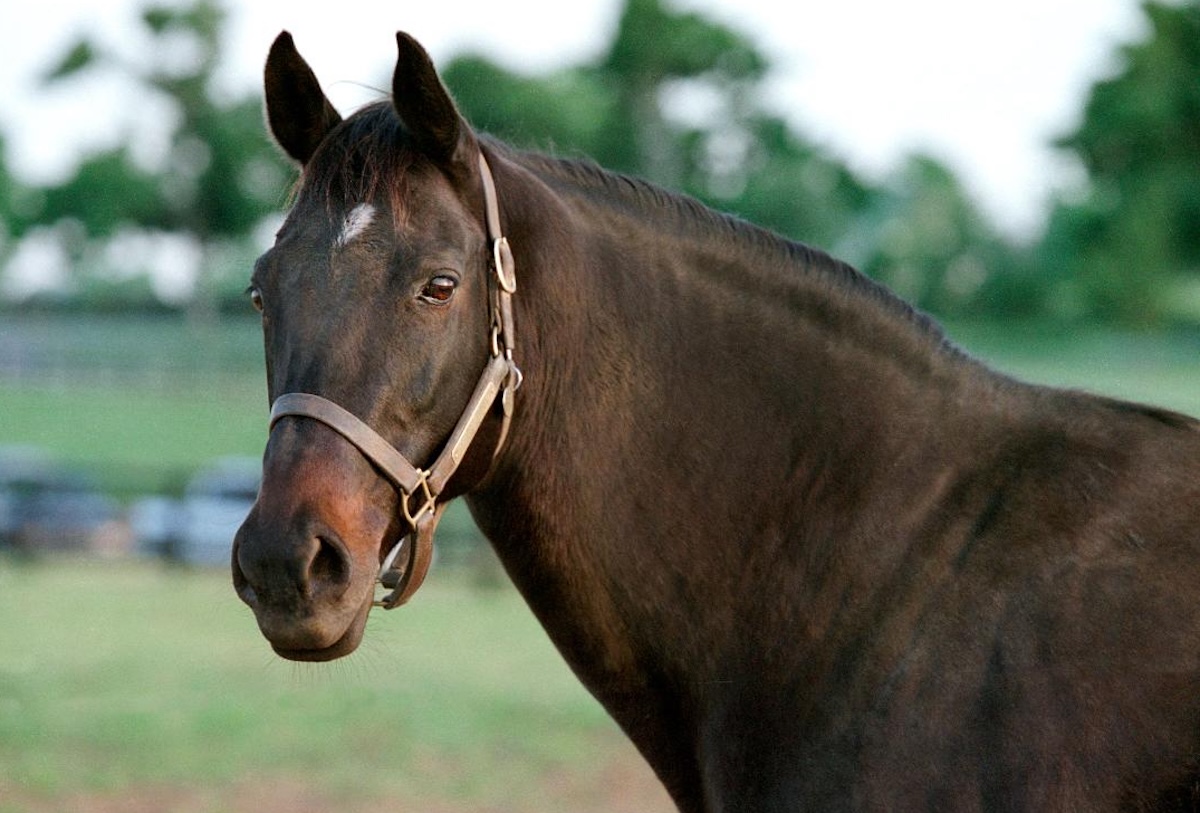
[267,151,521,609]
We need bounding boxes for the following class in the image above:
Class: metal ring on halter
[378,536,407,580]
[493,237,517,294]
[506,355,523,392]
[374,535,410,607]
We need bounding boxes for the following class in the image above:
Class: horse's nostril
[307,535,352,595]
[231,528,260,607]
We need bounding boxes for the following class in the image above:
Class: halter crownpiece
[267,150,521,609]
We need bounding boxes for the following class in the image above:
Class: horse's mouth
[252,587,375,663]
[272,630,363,662]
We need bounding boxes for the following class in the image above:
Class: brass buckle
[401,470,436,527]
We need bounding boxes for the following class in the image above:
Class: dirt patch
[527,743,677,813]
[3,746,676,813]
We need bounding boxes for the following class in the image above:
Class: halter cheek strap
[267,151,520,609]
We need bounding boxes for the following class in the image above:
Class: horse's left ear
[392,32,473,168]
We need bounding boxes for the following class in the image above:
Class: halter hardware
[400,470,436,527]
[267,150,520,609]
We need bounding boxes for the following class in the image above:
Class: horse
[232,31,1200,812]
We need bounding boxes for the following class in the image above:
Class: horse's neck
[465,153,984,766]
[498,156,970,476]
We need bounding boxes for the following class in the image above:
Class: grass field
[0,560,673,813]
[1,314,1199,811]
[946,320,1200,417]
[0,314,267,495]
[3,317,1199,489]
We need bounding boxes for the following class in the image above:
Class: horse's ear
[392,32,473,167]
[264,31,343,166]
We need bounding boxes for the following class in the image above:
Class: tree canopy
[2,0,1198,327]
[1040,0,1200,324]
[5,0,287,309]
[442,0,1013,317]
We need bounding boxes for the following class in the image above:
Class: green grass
[945,321,1200,417]
[1,315,1198,811]
[0,380,265,468]
[0,313,265,377]
[3,317,1198,478]
[0,314,268,494]
[0,560,658,812]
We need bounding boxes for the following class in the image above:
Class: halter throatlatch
[267,151,521,609]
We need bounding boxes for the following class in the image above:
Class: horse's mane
[301,101,954,353]
[509,143,955,352]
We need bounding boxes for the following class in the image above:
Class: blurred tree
[0,135,22,293]
[444,0,866,242]
[598,0,766,185]
[846,155,1028,316]
[442,57,619,162]
[705,114,873,255]
[445,0,769,190]
[8,0,1032,320]
[445,0,1022,318]
[1040,0,1200,324]
[37,148,168,237]
[23,0,288,312]
[0,135,20,239]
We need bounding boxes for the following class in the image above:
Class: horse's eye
[249,287,264,313]
[420,275,457,304]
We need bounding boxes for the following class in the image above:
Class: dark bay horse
[233,31,1200,812]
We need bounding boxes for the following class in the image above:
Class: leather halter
[268,151,521,609]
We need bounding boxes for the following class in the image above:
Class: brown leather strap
[479,151,520,452]
[480,152,504,248]
[269,354,511,609]
[426,354,512,492]
[376,502,444,608]
[270,393,427,495]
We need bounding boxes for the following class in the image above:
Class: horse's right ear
[264,31,342,166]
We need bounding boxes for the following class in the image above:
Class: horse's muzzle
[232,510,375,660]
[230,423,400,661]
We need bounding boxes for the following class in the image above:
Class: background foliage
[1,0,1199,325]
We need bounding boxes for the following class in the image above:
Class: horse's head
[233,32,514,661]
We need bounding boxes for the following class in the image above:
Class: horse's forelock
[297,101,415,232]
